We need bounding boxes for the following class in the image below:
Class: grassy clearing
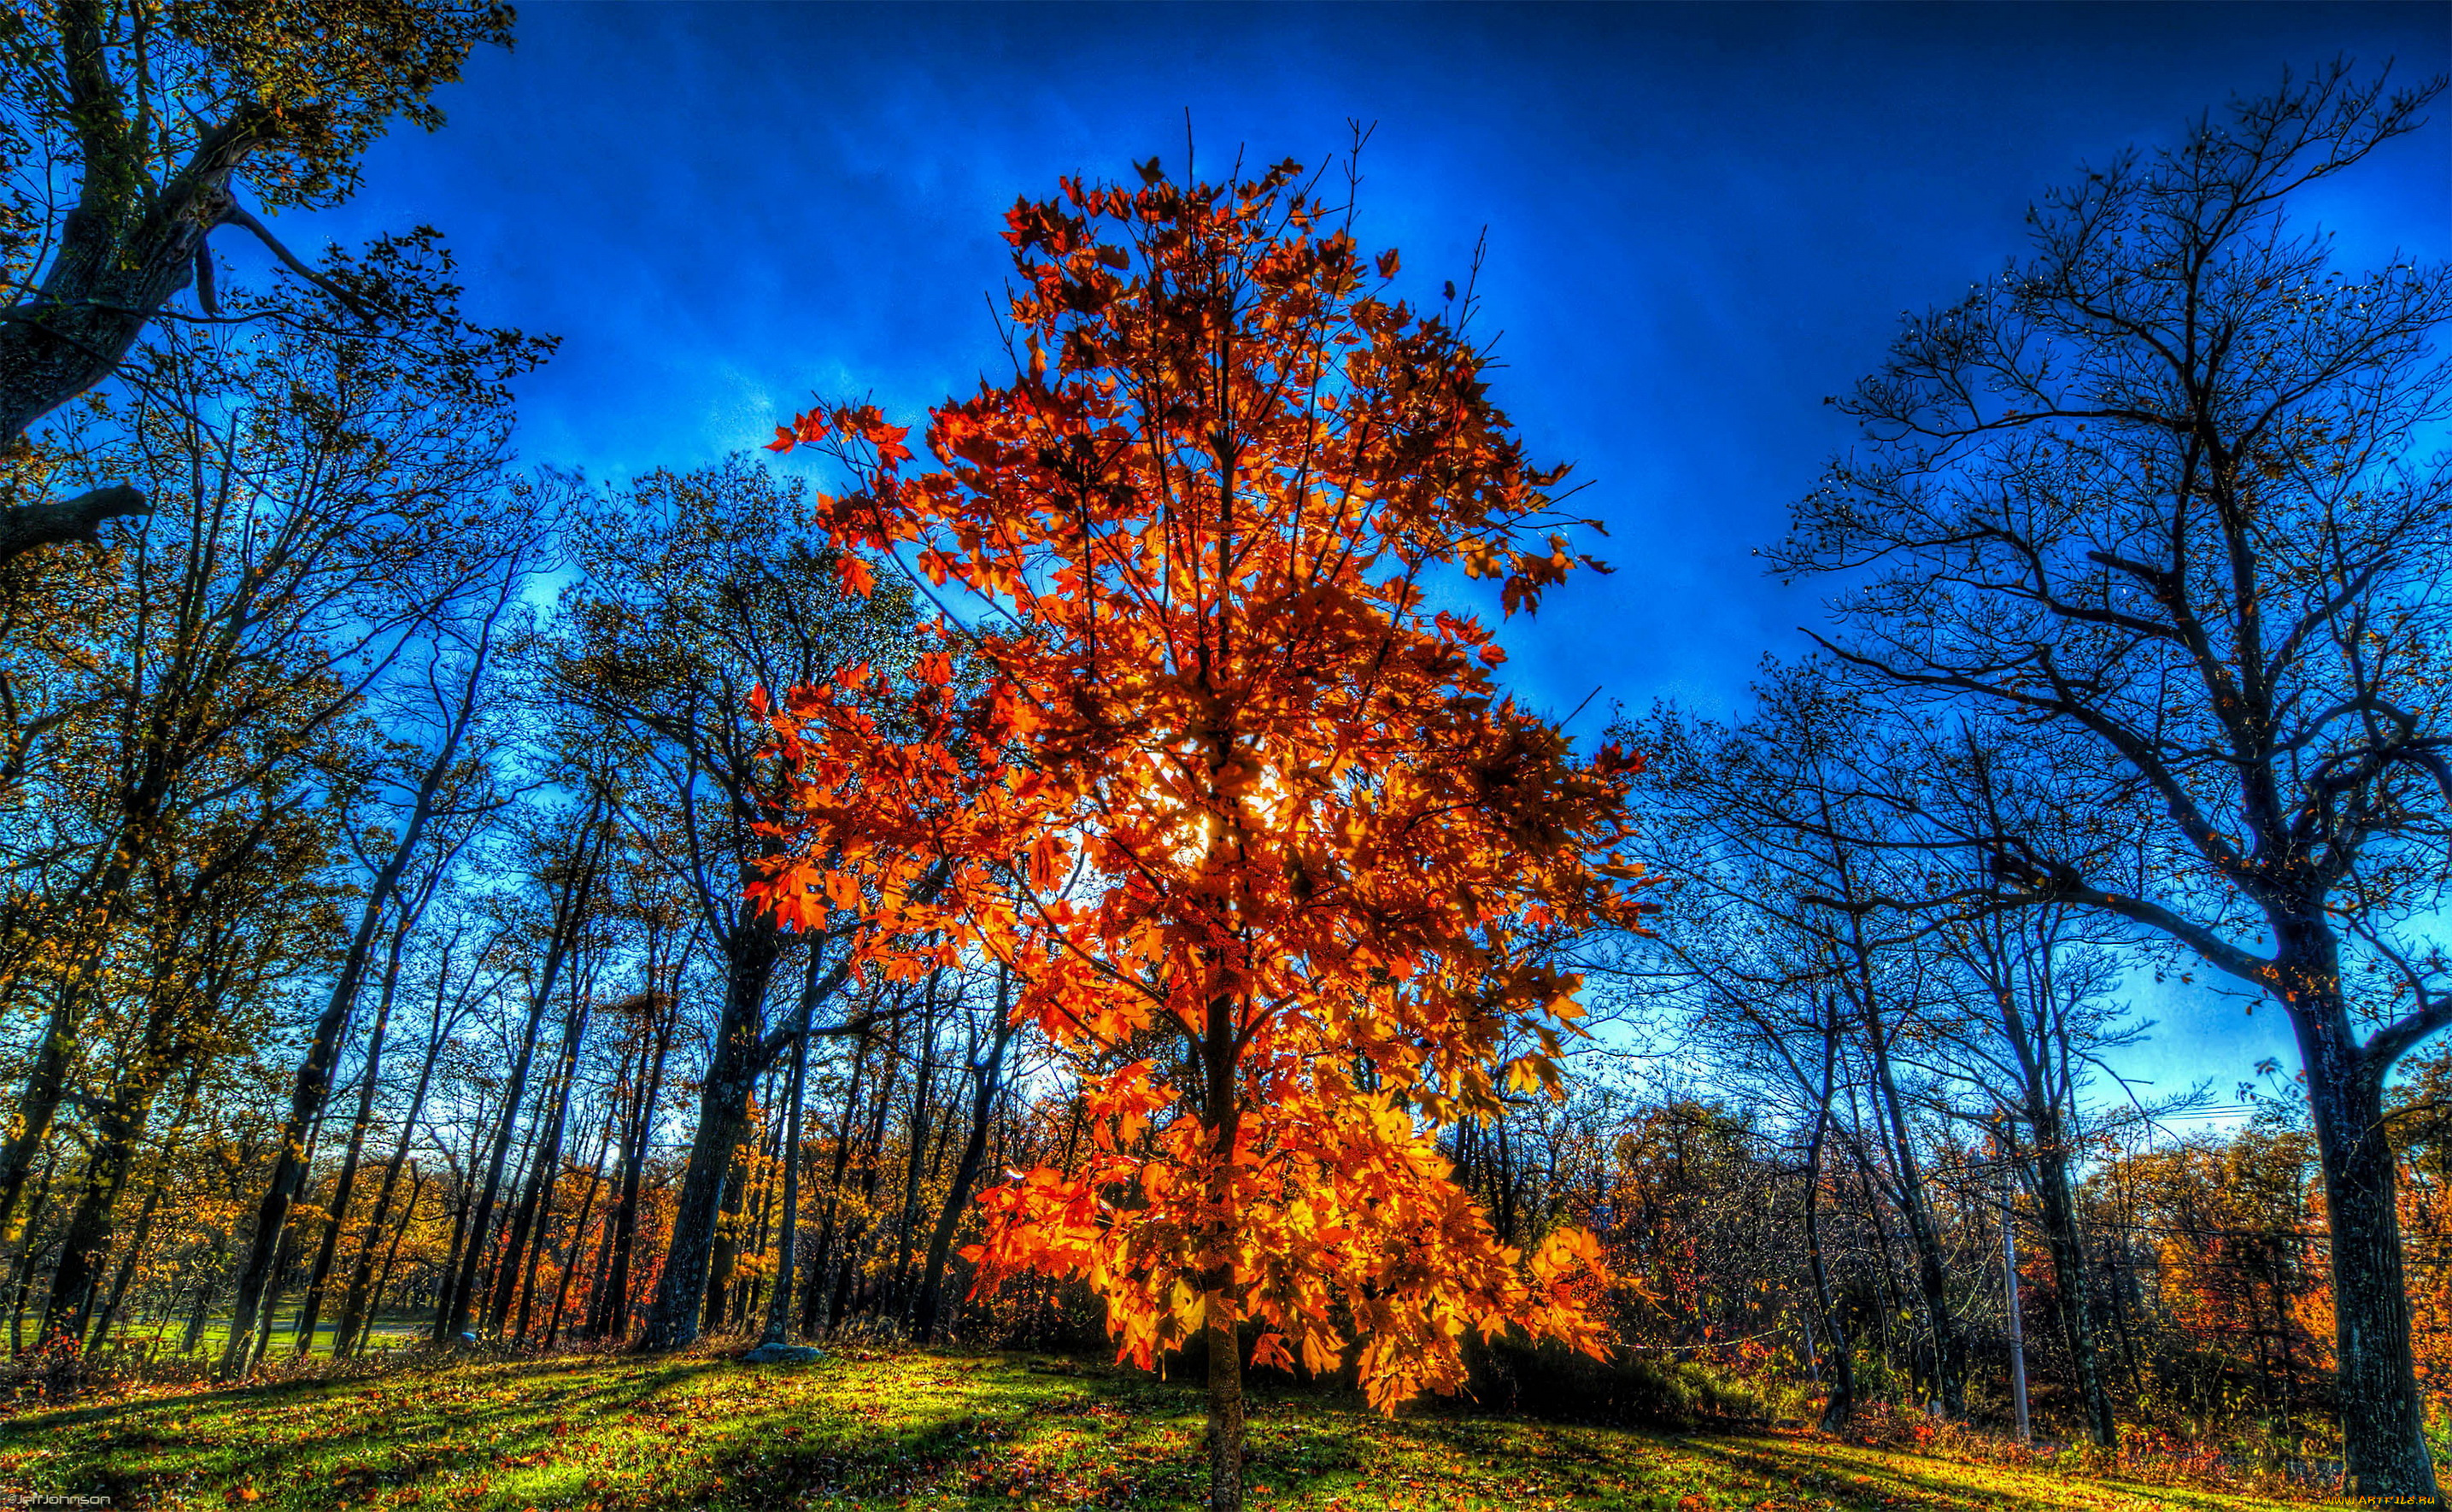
[97,1315,433,1362]
[0,1346,2323,1511]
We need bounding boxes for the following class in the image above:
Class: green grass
[97,1311,431,1362]
[108,1313,431,1358]
[0,1346,2322,1511]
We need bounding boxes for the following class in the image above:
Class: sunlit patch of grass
[95,1312,431,1363]
[0,1346,2320,1510]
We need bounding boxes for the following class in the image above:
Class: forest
[2,5,2450,1512]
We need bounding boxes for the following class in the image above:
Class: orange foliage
[750,159,1647,1411]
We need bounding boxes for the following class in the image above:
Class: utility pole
[2001,1138,2030,1442]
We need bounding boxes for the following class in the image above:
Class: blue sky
[280,1,2450,1113]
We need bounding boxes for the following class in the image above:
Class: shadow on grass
[2,1351,1165,1511]
[0,1350,2303,1512]
[1680,1433,2293,1512]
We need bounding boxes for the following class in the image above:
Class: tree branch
[1992,853,2277,989]
[214,202,377,323]
[0,483,151,563]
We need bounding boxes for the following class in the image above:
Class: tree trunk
[496,942,596,1339]
[834,1019,906,1328]
[224,732,481,1376]
[760,1024,809,1347]
[1861,987,1964,1415]
[704,1146,753,1336]
[294,924,408,1357]
[246,1204,302,1372]
[334,976,454,1357]
[86,1161,169,1352]
[2028,1111,2115,1447]
[510,1145,556,1342]
[494,1052,575,1338]
[546,1114,616,1349]
[642,904,780,1350]
[0,841,147,1251]
[178,1256,220,1356]
[592,983,677,1341]
[1200,988,1245,1512]
[891,975,944,1323]
[439,1053,532,1341]
[593,1001,672,1341]
[916,972,1016,1342]
[37,1016,188,1345]
[803,1028,874,1338]
[361,1165,424,1354]
[440,805,603,1342]
[2290,957,2437,1503]
[1804,1105,1857,1433]
[6,1147,61,1354]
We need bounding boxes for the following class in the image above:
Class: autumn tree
[1770,66,2452,1497]
[755,155,1642,1511]
[0,0,513,560]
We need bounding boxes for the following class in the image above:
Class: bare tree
[1771,65,2452,1497]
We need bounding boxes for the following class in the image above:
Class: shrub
[1460,1333,1768,1430]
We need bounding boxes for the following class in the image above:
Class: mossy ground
[0,1346,2324,1511]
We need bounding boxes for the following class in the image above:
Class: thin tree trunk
[760,1023,809,1347]
[496,940,596,1339]
[917,968,1016,1342]
[510,1147,556,1342]
[6,1147,61,1354]
[79,1059,207,1351]
[478,1099,547,1327]
[891,973,945,1324]
[361,1165,425,1354]
[294,919,411,1356]
[2029,1109,2114,1446]
[335,952,458,1357]
[1859,983,1963,1415]
[0,840,149,1252]
[493,1063,568,1339]
[179,1259,220,1356]
[546,1112,616,1349]
[440,799,605,1342]
[223,742,477,1377]
[704,1146,753,1336]
[1804,1104,1856,1430]
[1200,988,1245,1512]
[738,1065,784,1327]
[831,1019,906,1328]
[38,1029,185,1345]
[594,982,678,1340]
[578,1037,639,1337]
[85,1169,167,1353]
[803,1027,874,1338]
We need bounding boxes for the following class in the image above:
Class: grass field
[0,1346,2326,1512]
[100,1313,435,1362]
